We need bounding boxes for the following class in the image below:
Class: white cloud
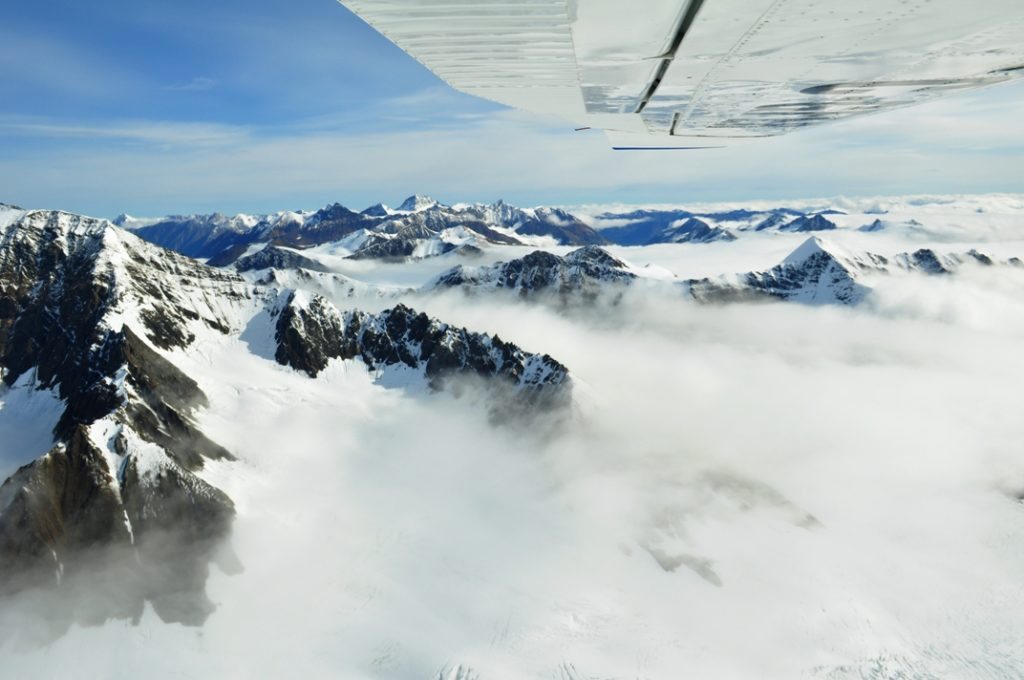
[2,81,1023,216]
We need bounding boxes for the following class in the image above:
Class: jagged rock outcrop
[0,209,250,631]
[274,295,570,408]
[432,246,637,300]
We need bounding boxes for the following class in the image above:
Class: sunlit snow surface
[5,194,1024,678]
[0,373,63,481]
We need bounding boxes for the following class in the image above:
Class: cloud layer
[4,241,1024,677]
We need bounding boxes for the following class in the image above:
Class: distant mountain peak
[779,213,838,232]
[397,195,439,212]
[361,202,392,217]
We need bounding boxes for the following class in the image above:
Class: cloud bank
[4,246,1024,678]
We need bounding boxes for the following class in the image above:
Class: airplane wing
[338,0,1024,148]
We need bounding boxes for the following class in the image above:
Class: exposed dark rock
[904,248,951,274]
[0,427,130,595]
[274,293,346,377]
[274,295,570,408]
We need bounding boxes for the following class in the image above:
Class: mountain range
[2,196,1021,656]
[113,195,850,265]
[0,204,570,633]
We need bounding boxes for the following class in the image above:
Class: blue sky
[2,0,1024,217]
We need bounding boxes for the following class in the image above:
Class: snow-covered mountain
[127,196,610,265]
[431,246,638,300]
[0,207,571,631]
[592,206,803,244]
[658,217,737,243]
[686,236,1022,305]
[118,193,1024,270]
[396,194,439,213]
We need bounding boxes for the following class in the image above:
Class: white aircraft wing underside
[339,0,1024,148]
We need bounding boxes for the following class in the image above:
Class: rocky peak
[0,210,253,628]
[753,212,792,231]
[310,202,360,222]
[779,213,838,232]
[564,245,629,270]
[658,217,737,244]
[361,202,392,217]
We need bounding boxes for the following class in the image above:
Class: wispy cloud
[0,118,250,147]
[1,81,1023,216]
[163,76,218,92]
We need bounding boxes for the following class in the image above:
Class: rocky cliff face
[0,209,252,631]
[274,294,570,411]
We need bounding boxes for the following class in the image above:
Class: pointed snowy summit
[781,235,851,266]
[397,194,440,212]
